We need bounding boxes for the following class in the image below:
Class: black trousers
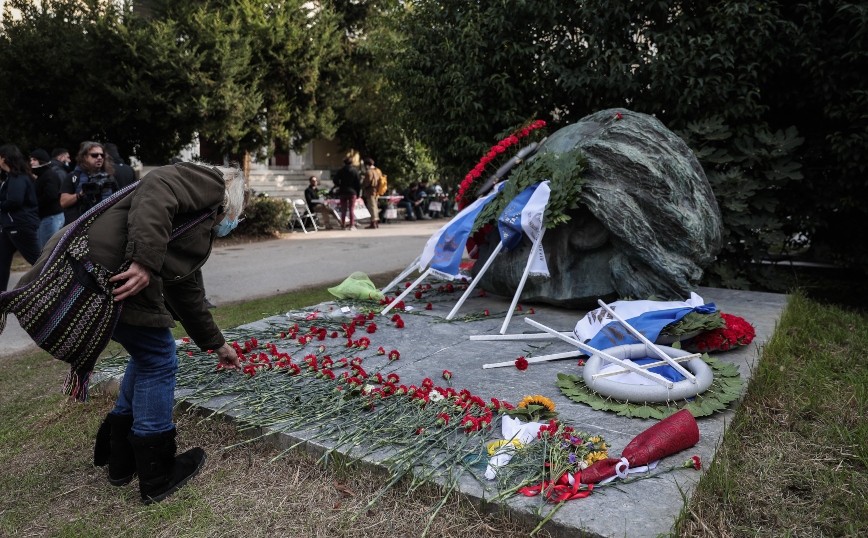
[0,225,41,292]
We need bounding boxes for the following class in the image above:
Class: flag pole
[482,350,581,369]
[446,241,504,320]
[381,256,421,294]
[469,331,573,341]
[381,268,432,316]
[596,300,697,384]
[499,227,547,334]
[523,317,673,388]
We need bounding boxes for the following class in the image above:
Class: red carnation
[388,350,400,361]
[415,291,422,299]
[515,356,529,371]
[425,302,433,310]
[484,310,490,316]
[366,323,377,334]
[395,318,405,329]
[692,455,702,470]
[442,369,452,381]
[377,346,385,355]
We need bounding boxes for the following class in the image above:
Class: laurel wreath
[555,355,744,419]
[472,147,588,232]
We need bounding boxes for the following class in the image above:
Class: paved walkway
[0,220,444,358]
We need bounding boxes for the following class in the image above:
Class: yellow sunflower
[518,395,556,412]
[585,450,609,466]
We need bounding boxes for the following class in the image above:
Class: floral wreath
[456,119,547,209]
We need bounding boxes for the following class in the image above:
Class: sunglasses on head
[89,152,104,159]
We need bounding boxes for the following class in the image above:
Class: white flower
[363,384,376,393]
[429,391,444,402]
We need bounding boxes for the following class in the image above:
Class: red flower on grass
[515,356,529,371]
[692,456,702,470]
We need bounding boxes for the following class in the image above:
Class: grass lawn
[675,292,868,536]
[2,279,865,536]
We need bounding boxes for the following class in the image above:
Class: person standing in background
[50,147,71,176]
[59,141,116,226]
[361,158,382,229]
[29,149,66,249]
[334,157,361,230]
[0,144,41,291]
[105,143,137,189]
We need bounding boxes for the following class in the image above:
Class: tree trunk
[242,150,251,188]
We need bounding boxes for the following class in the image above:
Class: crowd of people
[0,141,139,292]
[302,157,453,231]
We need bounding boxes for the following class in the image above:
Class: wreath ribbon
[517,473,593,502]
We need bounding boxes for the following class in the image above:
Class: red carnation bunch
[688,313,755,352]
[456,119,547,208]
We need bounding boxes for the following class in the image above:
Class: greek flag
[574,293,718,351]
[497,181,551,277]
[419,182,506,280]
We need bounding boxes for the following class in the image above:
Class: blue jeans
[111,323,178,436]
[37,213,64,250]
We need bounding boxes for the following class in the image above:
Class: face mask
[213,215,239,237]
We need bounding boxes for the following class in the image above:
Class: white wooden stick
[483,350,582,369]
[470,331,574,341]
[446,242,504,320]
[381,268,431,316]
[500,228,547,334]
[381,256,420,294]
[596,300,697,384]
[591,353,701,379]
[523,317,673,388]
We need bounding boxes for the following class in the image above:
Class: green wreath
[556,355,743,419]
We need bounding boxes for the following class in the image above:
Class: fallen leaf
[334,482,355,497]
[333,502,342,510]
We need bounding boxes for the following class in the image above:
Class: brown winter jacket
[18,163,226,351]
[362,167,382,198]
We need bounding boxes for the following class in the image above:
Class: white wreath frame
[582,344,713,403]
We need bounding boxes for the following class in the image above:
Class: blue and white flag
[419,182,506,280]
[497,181,551,276]
[573,293,717,352]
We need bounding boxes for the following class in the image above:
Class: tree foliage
[388,1,868,286]
[0,0,346,164]
[329,0,437,188]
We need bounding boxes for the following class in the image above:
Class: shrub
[235,195,292,236]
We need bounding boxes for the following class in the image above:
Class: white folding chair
[290,199,319,234]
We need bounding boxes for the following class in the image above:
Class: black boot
[130,428,206,505]
[93,417,111,467]
[94,413,137,486]
[108,414,137,486]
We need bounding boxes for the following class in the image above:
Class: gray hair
[188,161,248,218]
[216,165,248,218]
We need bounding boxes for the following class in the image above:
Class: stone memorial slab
[98,286,785,537]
